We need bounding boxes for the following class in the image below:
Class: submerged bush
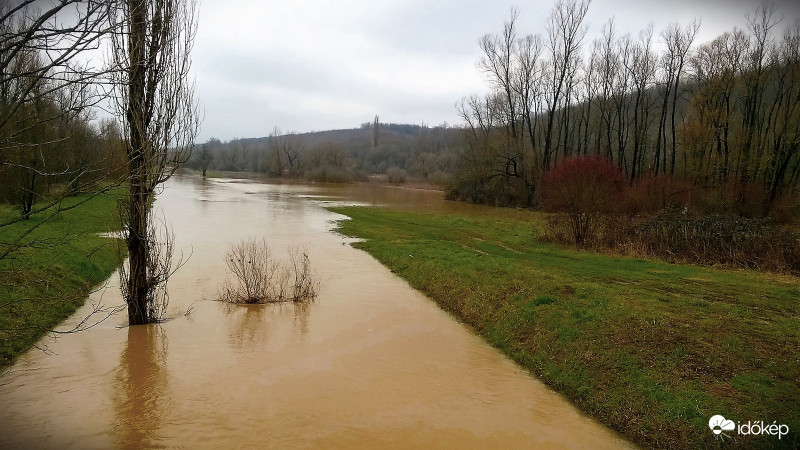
[427,170,452,188]
[220,238,318,304]
[386,166,408,183]
[304,165,355,183]
[446,170,532,207]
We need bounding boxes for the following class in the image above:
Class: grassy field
[330,206,799,449]
[0,191,125,368]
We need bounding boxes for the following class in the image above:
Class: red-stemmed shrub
[539,155,624,246]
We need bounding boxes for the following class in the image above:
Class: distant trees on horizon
[184,121,462,185]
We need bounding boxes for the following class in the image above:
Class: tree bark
[125,0,149,325]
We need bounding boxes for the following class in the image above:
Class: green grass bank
[0,192,125,368]
[330,206,799,449]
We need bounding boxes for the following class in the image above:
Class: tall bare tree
[479,8,520,146]
[109,0,199,325]
[475,9,540,201]
[514,32,545,166]
[740,2,780,183]
[627,25,657,181]
[763,20,800,207]
[542,0,590,170]
[662,20,700,175]
[593,20,618,163]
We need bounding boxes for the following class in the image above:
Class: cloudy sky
[192,0,800,142]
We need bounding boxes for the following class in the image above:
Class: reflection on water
[0,174,631,448]
[114,325,169,449]
[292,301,311,337]
[225,302,311,350]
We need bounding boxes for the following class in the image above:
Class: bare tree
[0,1,120,251]
[627,25,657,181]
[593,20,619,163]
[109,0,199,325]
[662,20,700,175]
[690,29,748,182]
[200,136,220,175]
[740,2,780,183]
[611,33,633,172]
[310,141,346,169]
[542,0,590,170]
[514,32,545,167]
[282,133,305,174]
[199,143,209,177]
[456,93,503,186]
[479,8,520,146]
[475,9,540,201]
[763,20,800,207]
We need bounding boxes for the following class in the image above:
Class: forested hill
[231,123,425,153]
[184,121,462,184]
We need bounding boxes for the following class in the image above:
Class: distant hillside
[236,123,425,150]
[184,122,463,185]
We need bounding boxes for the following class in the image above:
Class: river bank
[0,191,124,368]
[331,205,800,448]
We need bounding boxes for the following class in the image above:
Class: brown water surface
[0,175,631,449]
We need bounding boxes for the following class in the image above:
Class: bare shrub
[304,165,355,183]
[609,211,800,273]
[386,166,408,184]
[539,155,624,246]
[287,247,317,301]
[621,175,778,218]
[427,170,452,187]
[118,215,178,323]
[220,239,318,304]
[446,174,525,207]
[620,174,695,214]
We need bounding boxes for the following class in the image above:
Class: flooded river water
[0,175,630,448]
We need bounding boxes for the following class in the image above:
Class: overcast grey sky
[193,0,800,142]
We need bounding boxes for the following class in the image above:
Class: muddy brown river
[0,175,631,449]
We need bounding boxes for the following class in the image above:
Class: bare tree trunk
[666,20,699,175]
[543,0,590,170]
[112,0,199,325]
[124,0,148,325]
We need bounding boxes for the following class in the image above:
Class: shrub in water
[386,166,408,184]
[220,238,318,304]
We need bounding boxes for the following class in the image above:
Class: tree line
[184,121,462,185]
[450,0,800,214]
[0,1,127,221]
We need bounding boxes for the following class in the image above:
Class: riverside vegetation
[0,191,125,368]
[219,238,318,304]
[331,205,799,448]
